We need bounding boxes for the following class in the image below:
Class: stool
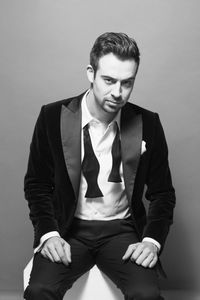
[24,258,122,300]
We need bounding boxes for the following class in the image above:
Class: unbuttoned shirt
[75,90,130,220]
[34,90,161,252]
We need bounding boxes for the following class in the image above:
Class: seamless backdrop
[0,0,200,293]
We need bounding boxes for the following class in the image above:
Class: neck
[86,90,117,125]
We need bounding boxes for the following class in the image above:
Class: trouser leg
[24,237,95,300]
[95,219,164,300]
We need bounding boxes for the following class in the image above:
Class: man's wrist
[34,231,60,253]
[142,237,161,253]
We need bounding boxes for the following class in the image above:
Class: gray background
[0,0,199,293]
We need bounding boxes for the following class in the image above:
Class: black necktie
[82,124,103,198]
[108,123,122,183]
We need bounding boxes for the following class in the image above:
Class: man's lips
[106,99,122,105]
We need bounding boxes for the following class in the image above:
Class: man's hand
[122,241,158,268]
[40,236,71,266]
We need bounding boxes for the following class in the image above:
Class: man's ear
[86,65,95,83]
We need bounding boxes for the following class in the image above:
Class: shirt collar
[81,90,121,129]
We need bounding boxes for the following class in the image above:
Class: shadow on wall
[160,211,197,291]
[143,191,197,291]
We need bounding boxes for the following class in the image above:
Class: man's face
[87,53,138,121]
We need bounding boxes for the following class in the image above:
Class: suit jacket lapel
[60,96,82,200]
[121,103,142,203]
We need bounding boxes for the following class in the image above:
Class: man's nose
[111,82,122,99]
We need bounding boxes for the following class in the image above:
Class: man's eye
[104,78,114,84]
[123,81,132,88]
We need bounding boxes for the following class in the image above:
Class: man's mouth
[106,99,122,105]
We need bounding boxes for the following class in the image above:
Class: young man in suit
[24,32,176,299]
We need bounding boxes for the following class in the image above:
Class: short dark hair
[90,32,140,74]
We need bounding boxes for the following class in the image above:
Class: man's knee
[24,282,59,300]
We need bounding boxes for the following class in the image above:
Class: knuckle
[149,252,154,259]
[65,243,70,249]
[60,254,65,260]
[42,248,47,254]
[55,241,61,247]
[132,252,137,259]
[143,247,150,254]
[145,249,151,256]
[46,244,52,251]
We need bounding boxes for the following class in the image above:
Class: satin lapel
[60,98,82,200]
[121,104,142,203]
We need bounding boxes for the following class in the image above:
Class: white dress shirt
[75,90,130,220]
[34,91,160,252]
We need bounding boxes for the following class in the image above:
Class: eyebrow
[101,75,135,82]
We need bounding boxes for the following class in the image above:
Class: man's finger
[148,255,158,268]
[130,243,144,261]
[140,252,154,268]
[52,238,71,266]
[122,244,138,260]
[62,241,71,264]
[48,245,62,263]
[41,247,55,262]
[134,247,151,265]
[54,241,67,263]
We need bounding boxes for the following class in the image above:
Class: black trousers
[24,218,164,300]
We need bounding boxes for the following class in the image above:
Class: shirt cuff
[142,237,161,252]
[34,231,60,253]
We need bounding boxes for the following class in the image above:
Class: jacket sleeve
[24,106,59,248]
[143,113,176,249]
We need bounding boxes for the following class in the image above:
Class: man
[24,32,175,299]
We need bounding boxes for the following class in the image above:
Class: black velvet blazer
[24,92,175,250]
